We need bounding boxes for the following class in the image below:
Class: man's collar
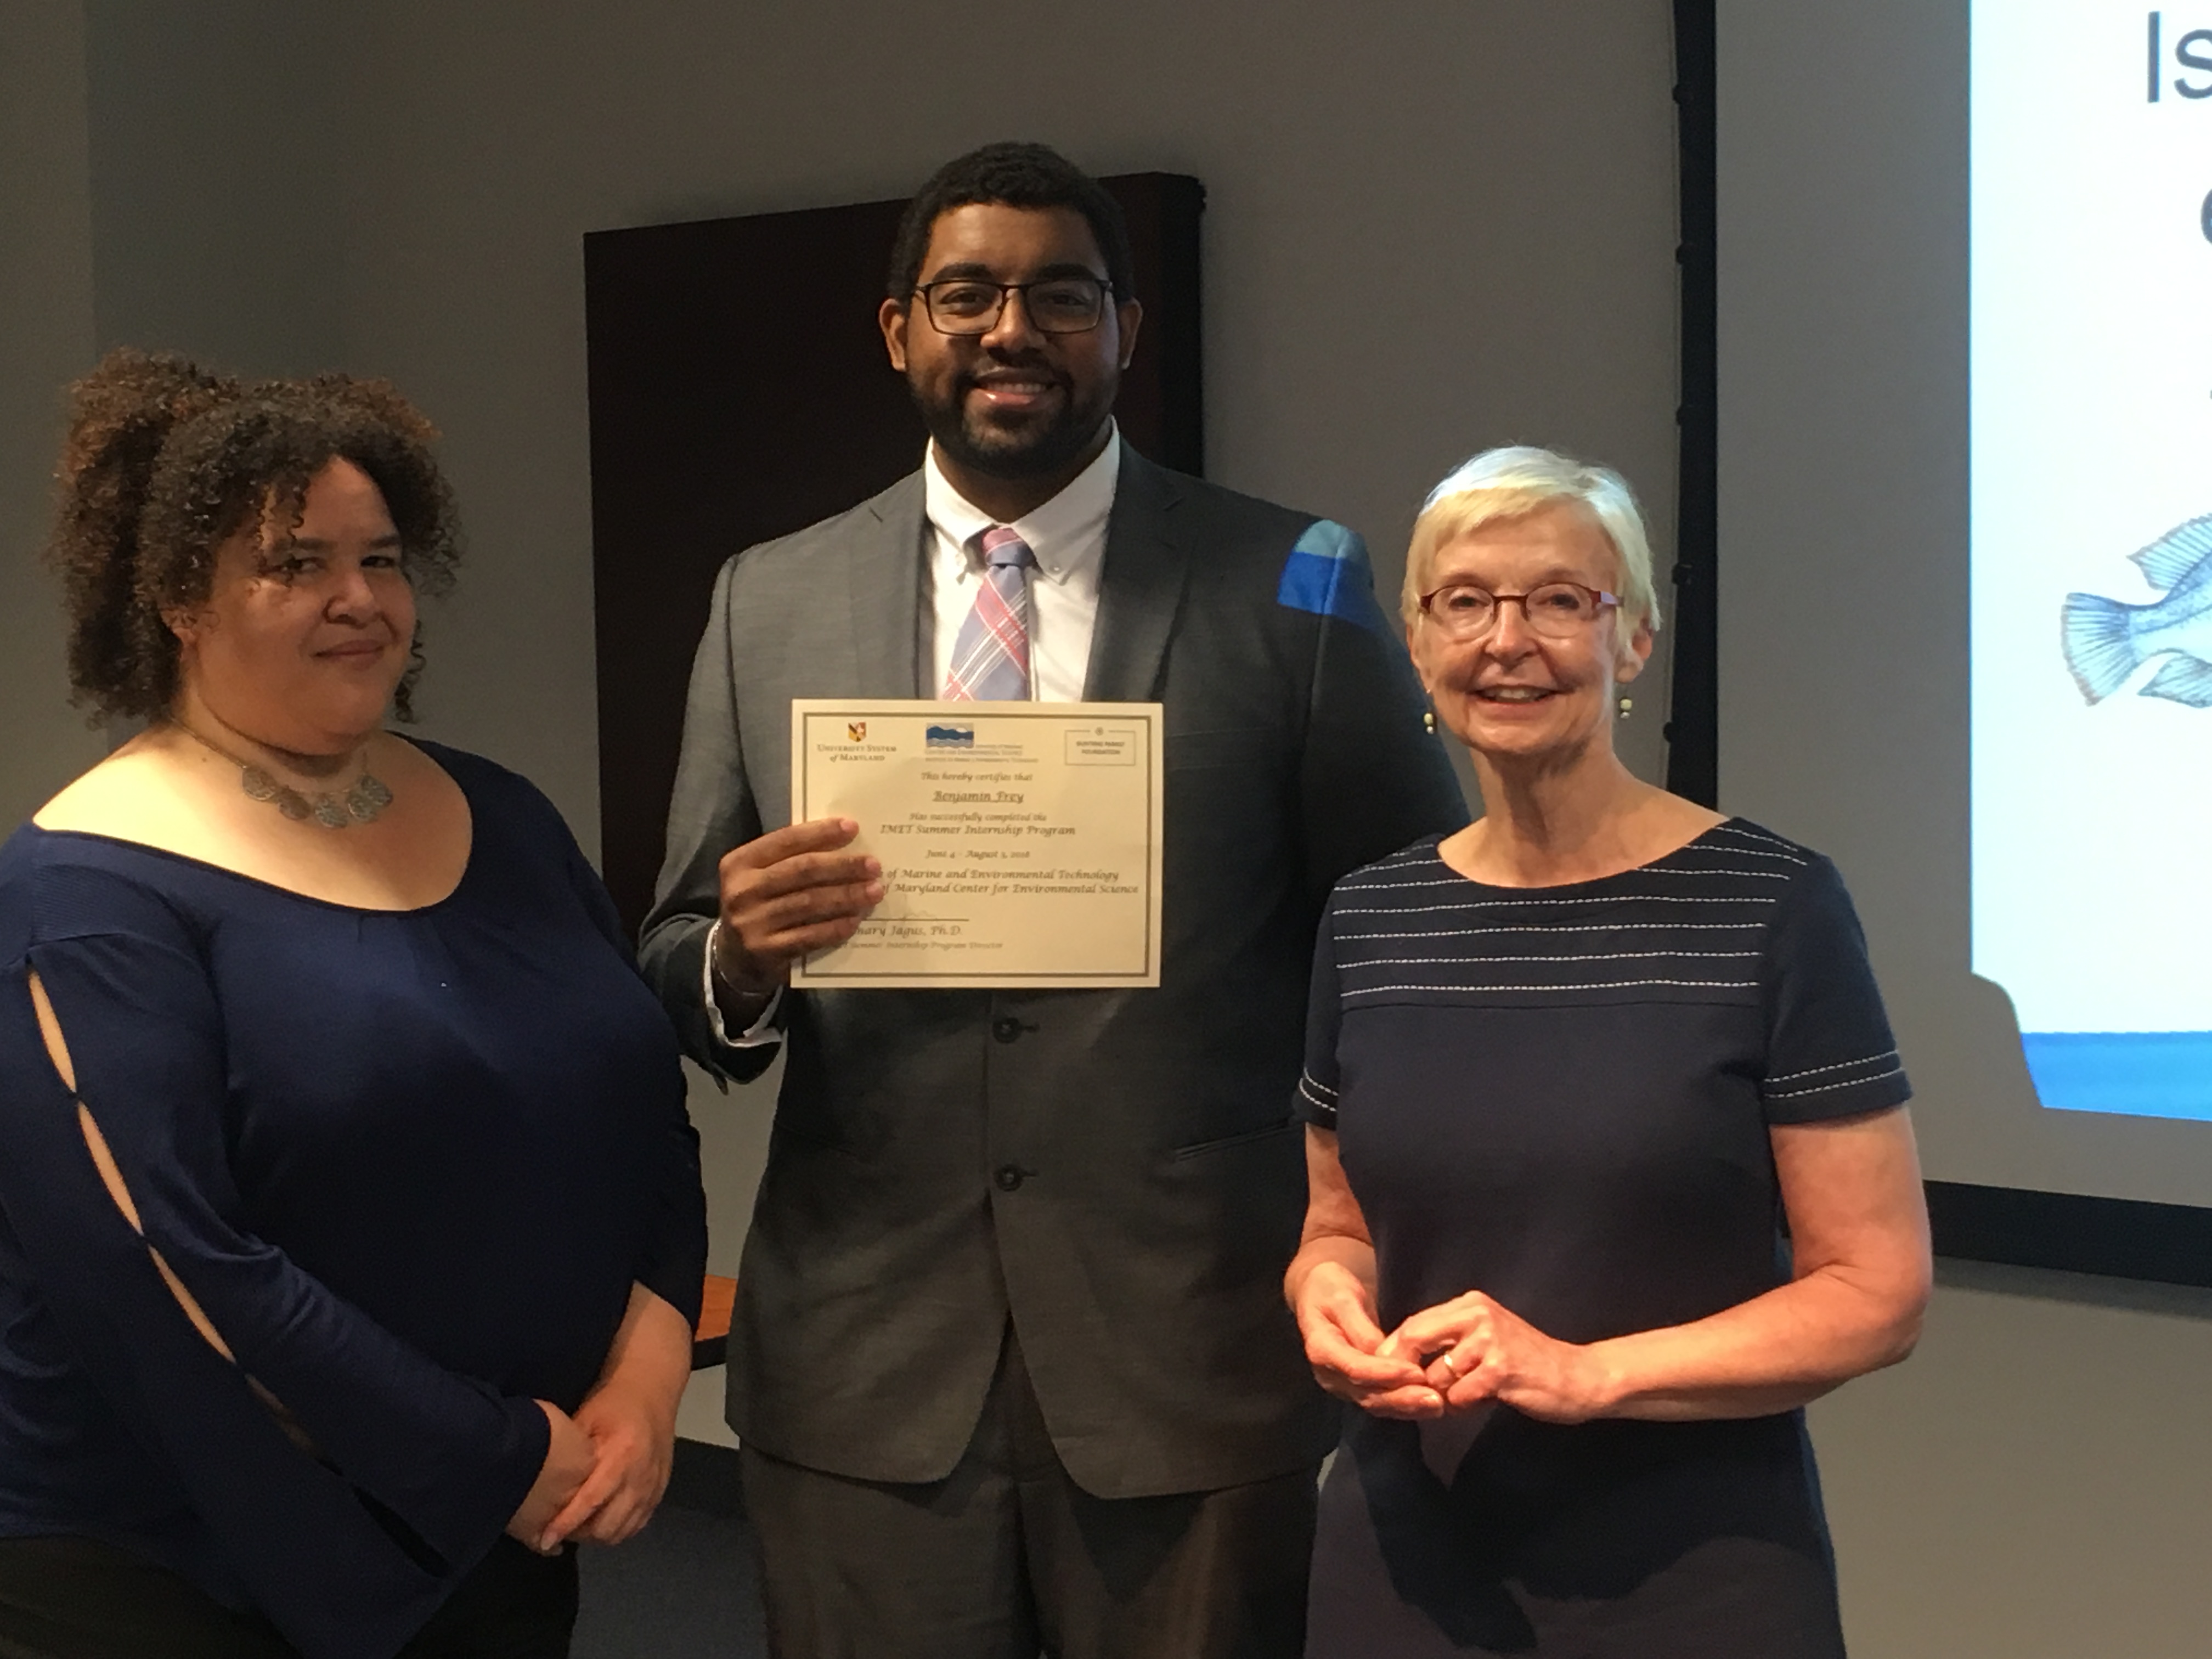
[923,425,1122,582]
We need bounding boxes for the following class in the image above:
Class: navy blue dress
[0,741,705,1659]
[1297,821,1909,1658]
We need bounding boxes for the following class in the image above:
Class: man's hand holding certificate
[788,699,1164,989]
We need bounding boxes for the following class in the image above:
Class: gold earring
[1616,695,1633,721]
[1423,710,1436,733]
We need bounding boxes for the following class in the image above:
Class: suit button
[994,1165,1025,1192]
[992,1017,1022,1044]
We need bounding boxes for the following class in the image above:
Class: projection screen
[1715,2,2212,1235]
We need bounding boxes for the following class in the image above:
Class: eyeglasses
[1416,580,1620,641]
[912,276,1114,336]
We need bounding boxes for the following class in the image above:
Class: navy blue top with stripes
[1297,819,1909,1658]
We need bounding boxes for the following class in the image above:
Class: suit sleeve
[637,554,782,1082]
[1294,525,1471,897]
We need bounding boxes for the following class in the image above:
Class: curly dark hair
[42,348,463,724]
[885,142,1135,303]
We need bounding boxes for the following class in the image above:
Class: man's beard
[911,367,1115,480]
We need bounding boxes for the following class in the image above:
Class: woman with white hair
[1285,447,1930,1657]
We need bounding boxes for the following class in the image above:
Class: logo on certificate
[924,724,976,748]
[847,721,867,742]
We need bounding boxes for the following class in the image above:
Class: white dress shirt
[924,427,1119,702]
[707,428,1124,1047]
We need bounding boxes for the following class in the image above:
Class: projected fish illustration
[2061,516,2212,707]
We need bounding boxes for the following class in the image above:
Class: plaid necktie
[941,526,1036,701]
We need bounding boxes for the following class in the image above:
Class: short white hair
[1401,445,1662,638]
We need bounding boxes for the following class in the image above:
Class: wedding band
[1438,1349,1462,1379]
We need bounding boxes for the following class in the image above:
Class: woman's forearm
[1582,1260,1926,1421]
[1284,1232,1377,1310]
[592,1283,693,1415]
[1577,1107,1933,1421]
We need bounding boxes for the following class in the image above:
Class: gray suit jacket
[640,450,1466,1497]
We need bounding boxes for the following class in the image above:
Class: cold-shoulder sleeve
[555,815,708,1327]
[0,864,545,1657]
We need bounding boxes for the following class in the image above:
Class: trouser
[0,1533,577,1659]
[740,1325,1318,1659]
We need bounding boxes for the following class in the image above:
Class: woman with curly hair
[0,351,706,1658]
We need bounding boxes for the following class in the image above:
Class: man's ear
[880,296,912,373]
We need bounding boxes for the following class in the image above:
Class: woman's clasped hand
[524,1286,696,1552]
[1299,1269,1608,1425]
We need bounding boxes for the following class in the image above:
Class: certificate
[788,700,1164,989]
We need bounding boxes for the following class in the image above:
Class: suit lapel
[844,472,927,698]
[1084,450,1189,703]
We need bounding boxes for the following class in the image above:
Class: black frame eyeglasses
[1416,580,1621,641]
[912,276,1115,336]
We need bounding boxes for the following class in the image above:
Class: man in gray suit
[641,143,1466,1658]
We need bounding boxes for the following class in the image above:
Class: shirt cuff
[702,921,786,1049]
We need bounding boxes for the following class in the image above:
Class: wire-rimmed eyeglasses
[1416,580,1621,642]
[912,276,1114,336]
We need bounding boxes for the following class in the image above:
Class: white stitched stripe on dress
[1336,921,1770,941]
[1639,867,1788,880]
[1334,866,1787,893]
[1698,843,1810,866]
[1766,1049,1900,1086]
[1705,827,1811,862]
[1362,845,1434,871]
[1339,950,1763,968]
[1333,894,1778,918]
[1764,1064,1908,1101]
[1298,1073,1339,1110]
[1345,977,1759,997]
[1333,874,1522,892]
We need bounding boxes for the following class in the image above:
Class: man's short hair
[886,142,1135,303]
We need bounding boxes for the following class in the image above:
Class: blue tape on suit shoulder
[1277,520,1383,629]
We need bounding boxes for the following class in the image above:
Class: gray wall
[0,0,105,826]
[8,3,2205,1653]
[326,0,1682,831]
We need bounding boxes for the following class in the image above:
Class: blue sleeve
[9,876,548,1590]
[1758,854,1914,1124]
[1295,909,1344,1131]
[557,827,708,1328]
